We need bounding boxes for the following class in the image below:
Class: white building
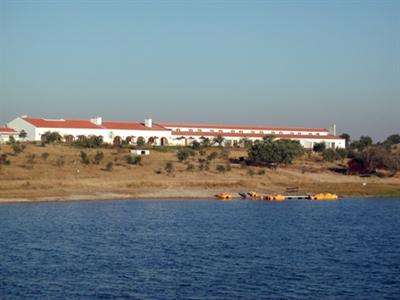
[0,127,19,143]
[6,115,346,149]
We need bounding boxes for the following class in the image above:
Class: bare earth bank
[1,144,399,203]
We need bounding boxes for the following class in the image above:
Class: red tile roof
[0,127,16,134]
[161,122,328,132]
[23,117,102,129]
[101,121,169,131]
[171,131,342,140]
[22,117,170,131]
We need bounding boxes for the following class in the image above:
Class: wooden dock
[283,194,311,200]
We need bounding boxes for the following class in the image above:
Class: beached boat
[215,192,233,200]
[310,193,338,200]
[266,194,285,201]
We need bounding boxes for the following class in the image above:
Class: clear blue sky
[1,1,399,141]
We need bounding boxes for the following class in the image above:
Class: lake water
[1,198,400,299]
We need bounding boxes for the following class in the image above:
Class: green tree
[19,130,27,140]
[339,133,351,148]
[213,135,225,146]
[383,134,400,146]
[248,138,304,165]
[190,140,201,150]
[41,131,62,144]
[136,137,145,147]
[200,137,211,148]
[313,142,326,152]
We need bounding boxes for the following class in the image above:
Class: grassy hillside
[0,143,399,202]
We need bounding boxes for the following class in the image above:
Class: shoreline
[1,192,399,204]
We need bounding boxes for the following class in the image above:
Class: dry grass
[0,143,399,202]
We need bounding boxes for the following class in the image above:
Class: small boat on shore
[265,194,285,201]
[215,192,233,200]
[310,193,338,200]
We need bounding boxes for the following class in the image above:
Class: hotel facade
[4,116,346,149]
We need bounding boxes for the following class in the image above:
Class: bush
[164,162,174,175]
[216,165,226,173]
[126,154,141,165]
[73,136,103,148]
[80,151,90,165]
[322,149,338,162]
[12,143,25,155]
[361,146,400,173]
[199,149,206,156]
[177,148,191,162]
[322,148,348,162]
[94,151,104,165]
[41,152,49,160]
[335,148,348,160]
[0,153,10,165]
[105,161,113,171]
[207,151,218,161]
[247,169,255,176]
[56,156,65,167]
[186,163,195,172]
[26,154,36,164]
[219,148,230,159]
[257,169,266,175]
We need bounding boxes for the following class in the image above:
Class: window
[218,130,223,133]
[189,129,193,132]
[290,132,294,135]
[176,129,180,132]
[239,130,243,134]
[210,129,214,133]
[309,133,313,135]
[251,131,255,134]
[279,131,283,134]
[231,130,235,133]
[197,129,202,132]
[271,131,275,134]
[298,132,301,135]
[316,133,320,136]
[259,131,264,134]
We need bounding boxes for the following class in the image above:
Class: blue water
[1,198,400,299]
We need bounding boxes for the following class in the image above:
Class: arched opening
[125,136,135,144]
[64,135,75,143]
[148,137,155,144]
[136,136,145,146]
[113,136,122,146]
[160,137,168,146]
[77,135,87,142]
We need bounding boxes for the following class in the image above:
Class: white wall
[7,118,36,141]
[163,125,329,136]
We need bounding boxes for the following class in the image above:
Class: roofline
[160,122,328,132]
[171,131,344,140]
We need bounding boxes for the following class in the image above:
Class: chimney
[328,124,336,136]
[145,118,152,128]
[90,117,102,126]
